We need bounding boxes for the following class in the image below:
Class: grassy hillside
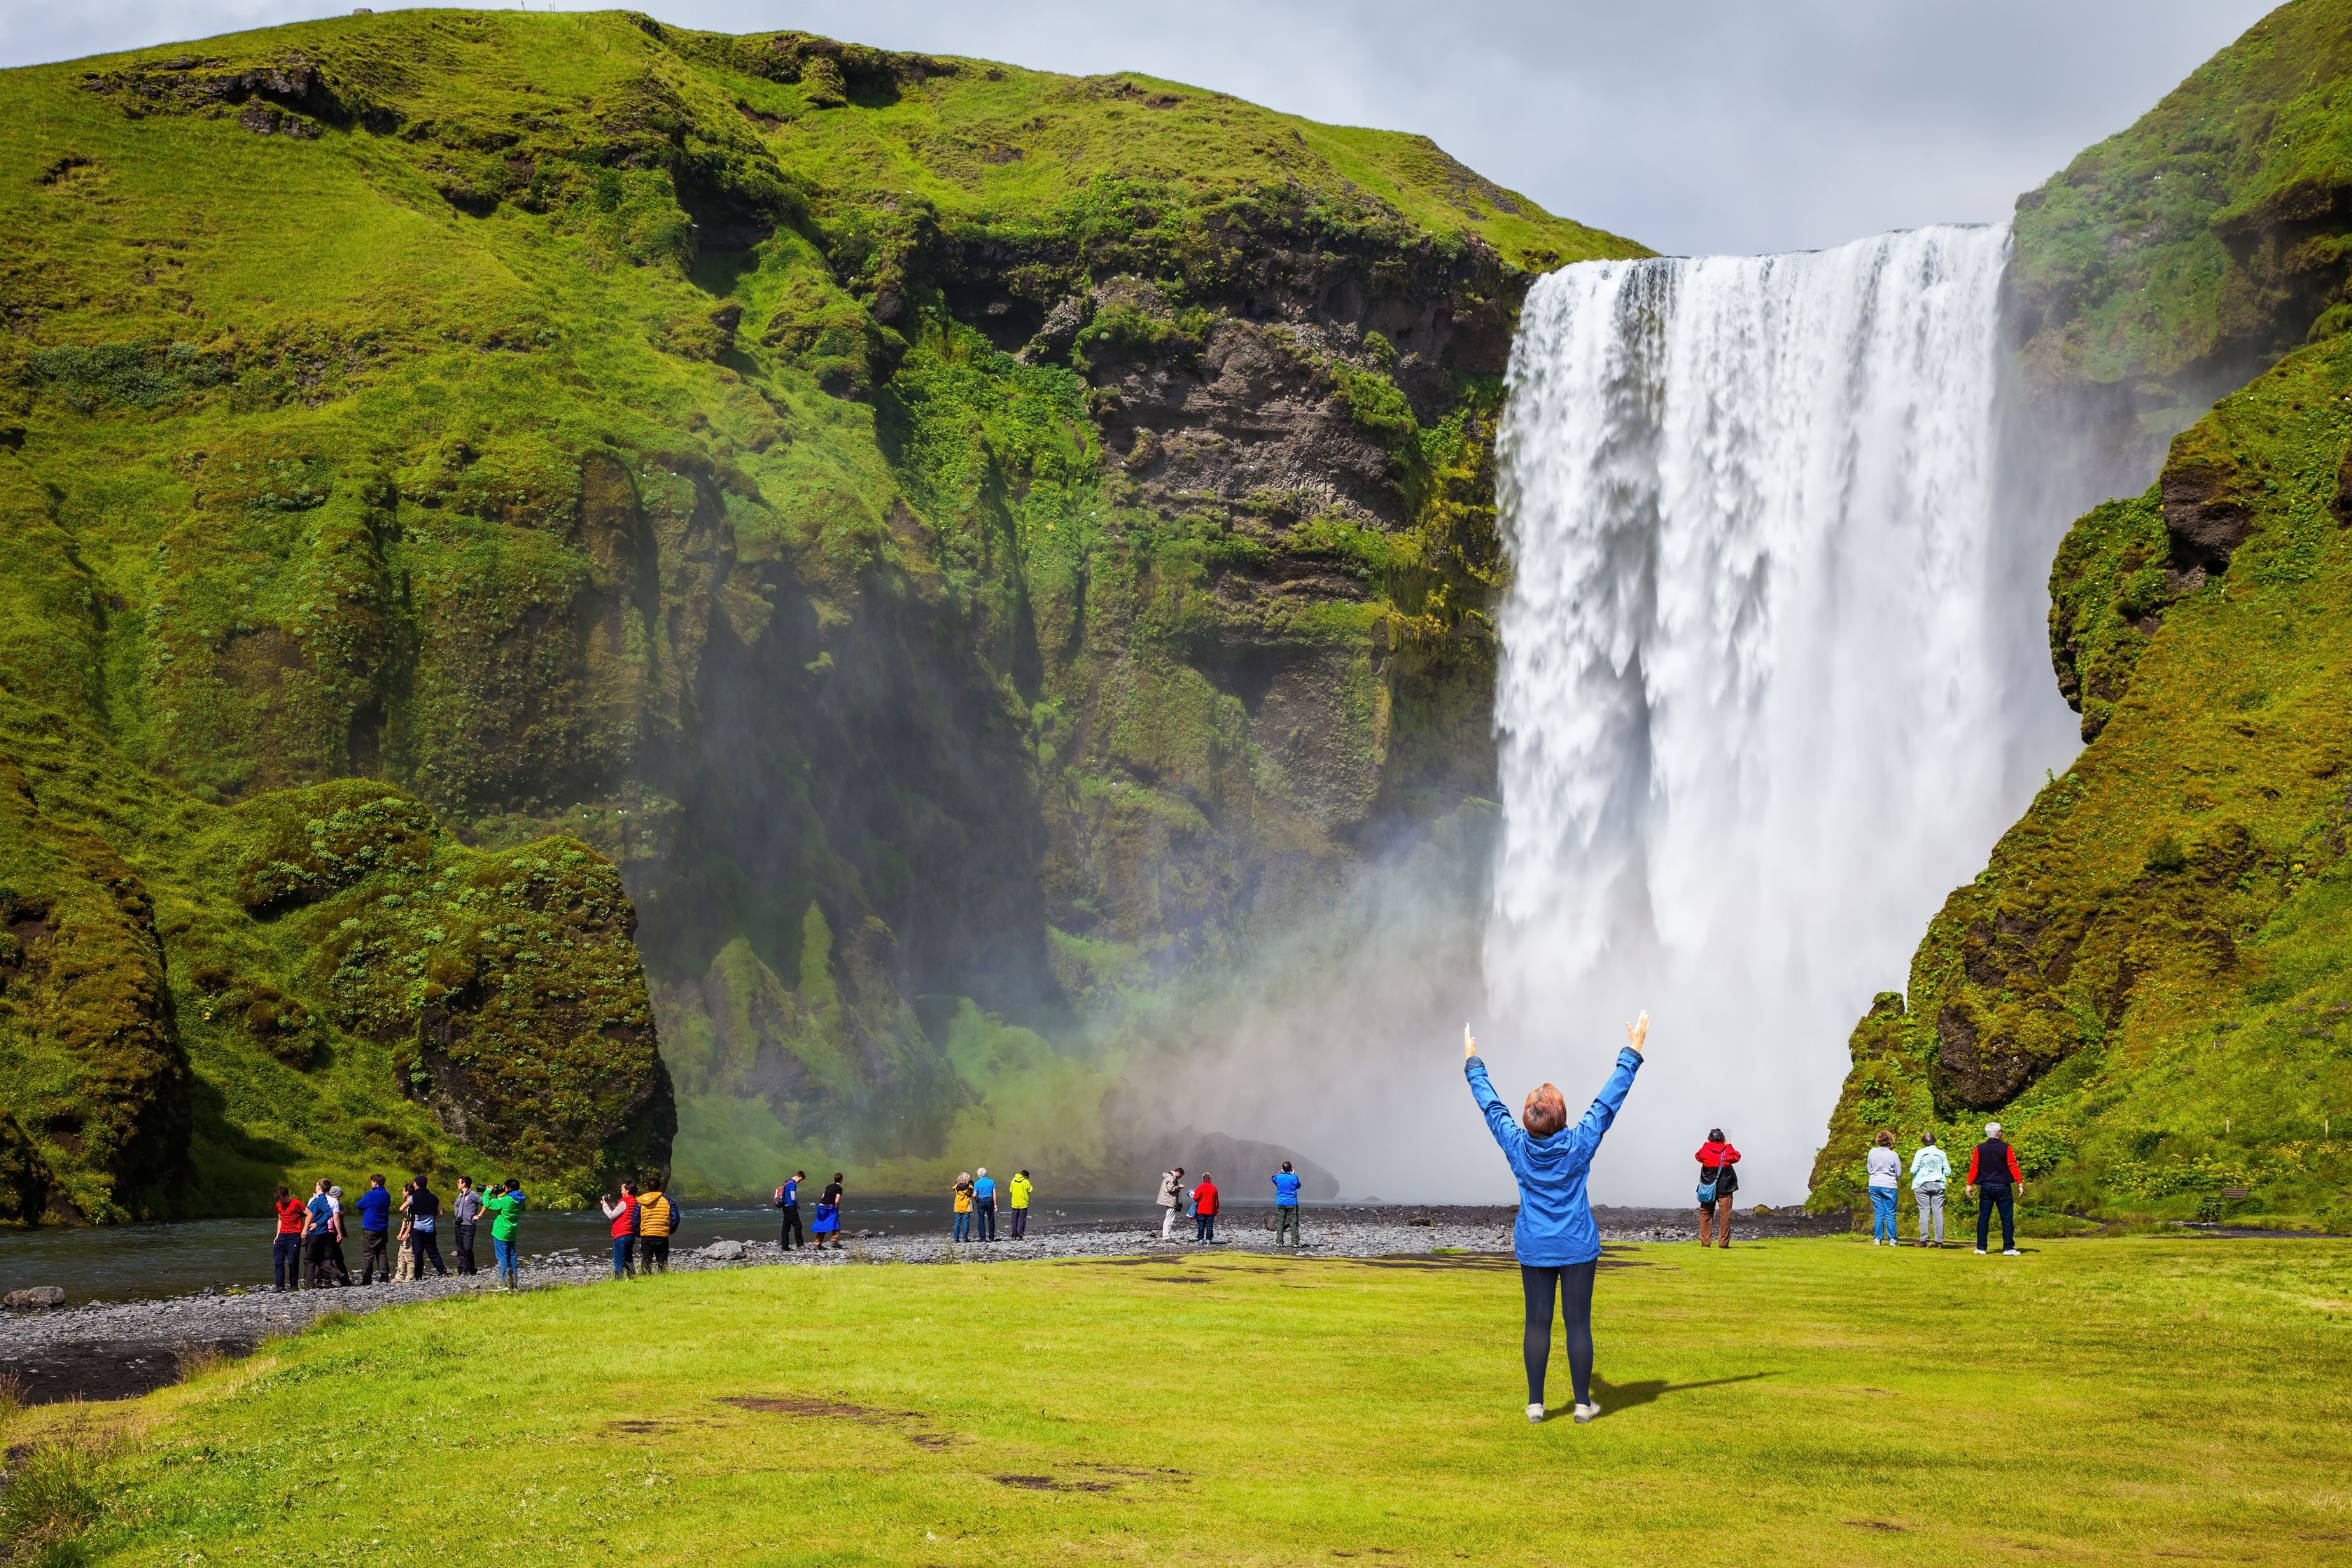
[1815,0,2352,1226]
[0,10,1639,1219]
[9,1240,2348,1564]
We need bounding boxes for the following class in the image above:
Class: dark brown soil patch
[1844,1520,1908,1533]
[1,1334,261,1405]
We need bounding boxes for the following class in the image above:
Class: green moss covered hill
[0,10,1638,1221]
[1814,0,2352,1230]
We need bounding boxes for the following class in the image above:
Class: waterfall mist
[1483,225,2079,1205]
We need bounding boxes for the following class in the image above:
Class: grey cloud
[4,0,2280,254]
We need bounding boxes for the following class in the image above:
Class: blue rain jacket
[1466,1048,1642,1266]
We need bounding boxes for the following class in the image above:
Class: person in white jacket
[1866,1132,1903,1245]
[1156,1168,1186,1240]
[1910,1135,1952,1247]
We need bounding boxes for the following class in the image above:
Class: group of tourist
[772,1171,846,1250]
[1863,1122,2026,1253]
[598,1179,682,1279]
[1149,1161,1304,1244]
[948,1168,1033,1242]
[270,1173,531,1291]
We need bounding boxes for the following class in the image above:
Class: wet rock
[5,1285,66,1309]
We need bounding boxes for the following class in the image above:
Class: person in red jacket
[1693,1131,1740,1248]
[1967,1122,2025,1255]
[271,1186,305,1292]
[1191,1172,1220,1244]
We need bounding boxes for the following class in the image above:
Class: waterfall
[1486,224,2073,1204]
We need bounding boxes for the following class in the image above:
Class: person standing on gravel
[602,1182,640,1279]
[1465,1012,1648,1427]
[406,1176,448,1278]
[356,1174,394,1285]
[272,1186,304,1292]
[1192,1172,1219,1243]
[1968,1123,2024,1256]
[1156,1168,1186,1241]
[1271,1162,1302,1246]
[813,1173,844,1249]
[1693,1130,1740,1248]
[483,1180,527,1288]
[637,1180,676,1273]
[301,1179,336,1289]
[324,1185,354,1285]
[452,1177,483,1275]
[1009,1169,1033,1240]
[776,1171,806,1252]
[952,1172,975,1243]
[1910,1134,1951,1248]
[1868,1132,1903,1245]
[974,1168,999,1242]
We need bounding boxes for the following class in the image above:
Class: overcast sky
[3,1,2281,255]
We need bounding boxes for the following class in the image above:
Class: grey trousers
[1914,1186,1945,1245]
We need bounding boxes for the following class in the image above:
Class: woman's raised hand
[1625,1010,1650,1056]
[1464,1024,1477,1062]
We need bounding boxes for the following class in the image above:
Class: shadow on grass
[1588,1370,1776,1414]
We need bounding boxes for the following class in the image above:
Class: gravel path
[0,1204,1840,1404]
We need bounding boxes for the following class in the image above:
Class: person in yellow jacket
[637,1182,678,1273]
[952,1172,975,1243]
[1009,1169,1034,1240]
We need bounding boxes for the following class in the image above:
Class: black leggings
[1522,1261,1597,1408]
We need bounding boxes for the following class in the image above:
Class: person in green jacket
[482,1180,528,1289]
[1008,1169,1033,1240]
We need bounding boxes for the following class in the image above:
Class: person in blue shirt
[1270,1162,1303,1246]
[973,1168,998,1242]
[356,1175,395,1285]
[1464,1011,1647,1427]
[776,1171,805,1251]
[301,1179,338,1289]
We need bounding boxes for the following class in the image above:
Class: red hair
[1522,1084,1567,1138]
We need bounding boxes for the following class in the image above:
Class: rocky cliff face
[1814,0,2352,1228]
[0,11,1638,1216]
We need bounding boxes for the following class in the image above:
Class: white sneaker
[1974,1247,1987,1254]
[2003,1248,2022,1256]
[1573,1402,1600,1424]
[1526,1404,1546,1424]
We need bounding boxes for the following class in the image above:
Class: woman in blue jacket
[1465,1011,1646,1426]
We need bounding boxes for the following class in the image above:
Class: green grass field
[6,1237,2349,1565]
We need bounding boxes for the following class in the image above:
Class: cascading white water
[1486,224,2071,1204]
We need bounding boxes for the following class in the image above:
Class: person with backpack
[1693,1130,1740,1248]
[601,1181,640,1278]
[452,1176,483,1275]
[1009,1169,1034,1240]
[272,1186,304,1292]
[1910,1133,1952,1248]
[1466,1014,1648,1426]
[951,1172,975,1242]
[1191,1172,1219,1243]
[1867,1130,1903,1245]
[1156,1168,1186,1241]
[1270,1161,1302,1246]
[975,1168,1000,1242]
[812,1173,844,1249]
[1968,1122,2025,1255]
[323,1185,354,1285]
[482,1179,527,1288]
[301,1178,337,1288]
[776,1170,806,1251]
[637,1181,677,1273]
[356,1174,394,1284]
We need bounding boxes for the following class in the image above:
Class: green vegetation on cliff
[0,10,1638,1217]
[1818,0,2352,1228]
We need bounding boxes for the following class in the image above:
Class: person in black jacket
[1968,1121,2025,1255]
